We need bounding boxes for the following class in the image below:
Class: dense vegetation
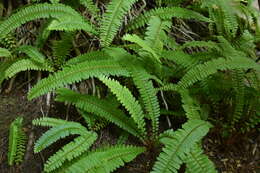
[0,0,259,172]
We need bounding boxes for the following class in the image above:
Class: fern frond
[0,47,11,57]
[0,3,95,40]
[62,145,145,173]
[34,121,89,153]
[17,45,48,64]
[79,0,99,17]
[179,89,201,120]
[123,34,160,62]
[100,0,138,47]
[100,76,147,137]
[144,16,171,51]
[65,50,109,66]
[8,117,26,166]
[152,120,212,173]
[32,117,69,127]
[28,59,129,100]
[127,7,211,31]
[177,57,260,89]
[55,88,141,139]
[179,41,219,51]
[184,144,217,173]
[44,134,97,172]
[47,18,97,34]
[4,59,53,79]
[130,67,160,139]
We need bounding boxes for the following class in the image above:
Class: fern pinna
[32,117,144,173]
[8,117,27,166]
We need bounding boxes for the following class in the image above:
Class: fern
[0,3,95,40]
[152,120,212,173]
[0,47,11,57]
[60,145,145,173]
[55,88,142,139]
[130,67,160,139]
[100,76,147,137]
[17,45,48,64]
[79,0,99,17]
[127,7,211,31]
[32,117,69,127]
[8,117,27,166]
[28,59,130,100]
[184,144,217,173]
[33,122,90,153]
[100,0,138,47]
[177,56,260,89]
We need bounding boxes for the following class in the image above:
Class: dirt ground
[0,87,259,173]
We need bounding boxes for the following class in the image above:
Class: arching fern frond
[61,145,145,173]
[99,76,147,137]
[179,41,219,51]
[34,121,89,153]
[127,7,211,31]
[44,134,97,172]
[32,117,69,127]
[28,59,129,100]
[0,47,11,57]
[184,144,217,173]
[152,120,212,173]
[4,59,53,79]
[79,0,99,17]
[0,3,95,40]
[100,0,138,47]
[177,57,260,89]
[8,117,26,166]
[55,88,142,139]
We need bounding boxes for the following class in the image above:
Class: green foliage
[100,0,138,47]
[28,59,130,100]
[127,7,211,31]
[152,120,212,173]
[8,117,26,166]
[32,117,144,173]
[0,3,95,40]
[0,48,11,58]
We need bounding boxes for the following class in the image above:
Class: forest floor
[0,87,259,173]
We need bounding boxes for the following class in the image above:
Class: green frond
[28,59,130,100]
[177,57,260,89]
[0,3,95,40]
[44,134,97,172]
[4,59,53,79]
[152,120,212,173]
[123,34,160,62]
[17,45,47,64]
[34,121,89,153]
[130,67,160,138]
[179,41,219,51]
[32,117,69,127]
[179,89,201,120]
[99,76,147,137]
[55,88,142,139]
[8,117,26,166]
[160,50,199,70]
[100,0,138,47]
[47,18,97,34]
[65,50,109,66]
[144,16,171,51]
[184,144,217,173]
[0,47,11,57]
[231,70,245,126]
[127,7,211,31]
[79,0,99,17]
[62,145,145,173]
[35,20,52,48]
